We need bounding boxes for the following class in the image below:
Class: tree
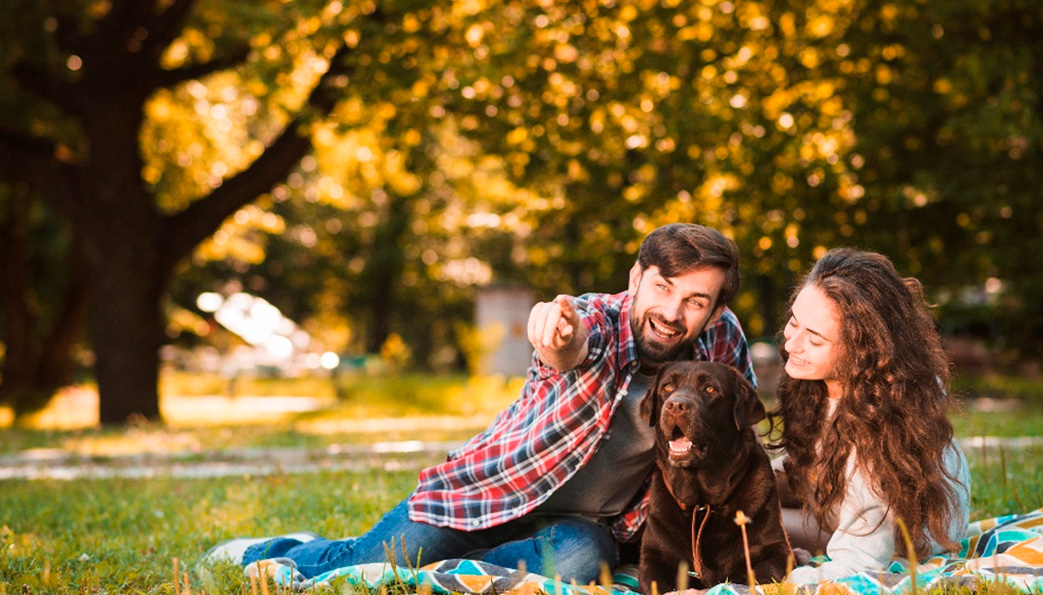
[834,0,1043,360]
[0,0,386,423]
[0,183,89,417]
[170,0,1043,366]
[5,0,1039,427]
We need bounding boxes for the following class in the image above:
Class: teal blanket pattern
[708,507,1043,595]
[245,557,630,594]
[245,508,1043,594]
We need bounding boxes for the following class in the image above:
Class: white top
[782,400,972,583]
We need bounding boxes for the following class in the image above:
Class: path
[0,439,462,481]
[2,436,1041,481]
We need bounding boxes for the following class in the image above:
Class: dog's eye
[662,383,675,393]
[704,386,716,394]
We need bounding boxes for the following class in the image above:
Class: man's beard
[629,305,698,364]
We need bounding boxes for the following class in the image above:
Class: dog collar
[662,473,707,513]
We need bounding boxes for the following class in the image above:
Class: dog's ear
[639,369,666,427]
[732,368,766,429]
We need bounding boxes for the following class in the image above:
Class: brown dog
[638,361,791,594]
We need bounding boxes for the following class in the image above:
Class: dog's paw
[792,547,813,566]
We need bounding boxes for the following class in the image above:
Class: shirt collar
[618,292,641,373]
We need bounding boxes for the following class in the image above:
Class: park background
[2,0,1041,427]
[1,0,1042,592]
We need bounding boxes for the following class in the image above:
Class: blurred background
[1,0,1040,428]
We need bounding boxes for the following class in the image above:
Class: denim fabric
[241,499,618,583]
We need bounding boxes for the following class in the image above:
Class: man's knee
[538,520,617,584]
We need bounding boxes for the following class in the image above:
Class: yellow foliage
[807,15,835,39]
[507,127,529,145]
[881,3,899,22]
[779,12,797,39]
[402,14,421,33]
[876,64,894,85]
[800,47,822,69]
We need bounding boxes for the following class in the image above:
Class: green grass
[0,468,421,594]
[1,446,1040,593]
[160,370,339,400]
[965,445,1043,519]
[161,370,523,418]
[952,374,1043,403]
[953,406,1043,440]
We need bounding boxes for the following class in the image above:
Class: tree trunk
[89,257,164,423]
[83,208,166,424]
[13,253,90,421]
[80,98,166,424]
[0,187,45,409]
[0,189,90,420]
[756,273,779,337]
[361,193,413,353]
[32,243,91,395]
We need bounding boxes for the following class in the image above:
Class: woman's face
[783,284,843,398]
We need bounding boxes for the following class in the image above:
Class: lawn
[1,371,1042,593]
[0,468,421,593]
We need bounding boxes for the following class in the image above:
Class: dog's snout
[663,395,696,415]
[664,398,687,414]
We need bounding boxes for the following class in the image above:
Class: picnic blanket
[245,507,1043,594]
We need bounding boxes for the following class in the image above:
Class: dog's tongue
[669,437,693,453]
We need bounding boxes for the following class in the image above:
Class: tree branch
[150,45,251,90]
[0,127,57,164]
[157,40,358,271]
[0,128,84,223]
[91,0,158,49]
[40,0,86,55]
[10,62,79,113]
[141,0,199,64]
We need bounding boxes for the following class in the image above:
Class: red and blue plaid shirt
[408,290,755,542]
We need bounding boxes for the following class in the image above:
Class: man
[206,223,756,584]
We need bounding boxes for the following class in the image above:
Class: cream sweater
[781,401,971,584]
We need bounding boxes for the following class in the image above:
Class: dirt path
[3,436,1040,481]
[0,439,462,480]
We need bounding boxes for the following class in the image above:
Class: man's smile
[648,317,682,340]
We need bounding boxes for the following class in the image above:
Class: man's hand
[527,295,588,371]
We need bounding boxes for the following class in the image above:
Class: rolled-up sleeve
[788,438,971,584]
[788,454,894,584]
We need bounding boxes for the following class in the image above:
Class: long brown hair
[770,248,961,556]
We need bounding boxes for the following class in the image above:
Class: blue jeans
[242,499,618,583]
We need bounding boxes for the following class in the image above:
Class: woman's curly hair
[769,248,961,557]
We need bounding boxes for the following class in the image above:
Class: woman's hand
[793,547,813,566]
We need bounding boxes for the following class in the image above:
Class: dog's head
[639,361,764,468]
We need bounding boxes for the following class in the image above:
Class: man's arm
[527,295,589,372]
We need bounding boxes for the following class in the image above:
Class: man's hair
[636,223,741,307]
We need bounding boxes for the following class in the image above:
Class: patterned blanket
[245,508,1043,594]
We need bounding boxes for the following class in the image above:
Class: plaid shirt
[408,290,755,542]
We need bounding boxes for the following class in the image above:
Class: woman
[771,248,971,584]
